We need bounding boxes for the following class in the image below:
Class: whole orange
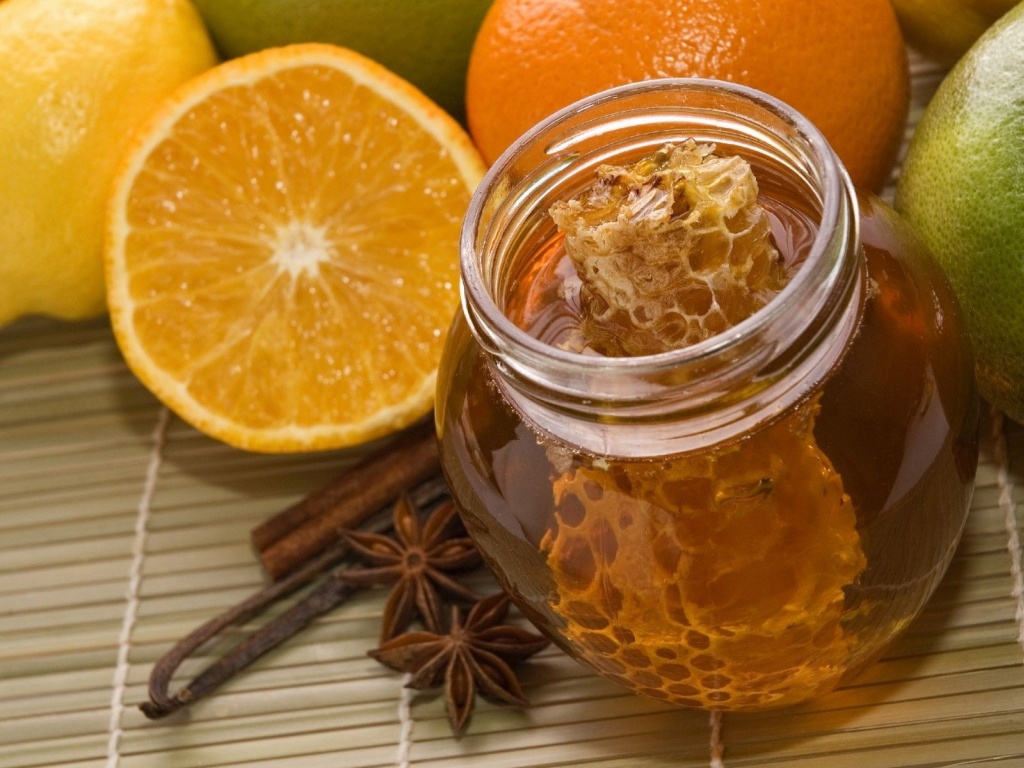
[466,0,909,191]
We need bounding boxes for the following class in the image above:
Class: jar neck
[460,79,863,457]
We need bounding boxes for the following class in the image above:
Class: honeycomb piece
[549,140,789,356]
[541,398,866,709]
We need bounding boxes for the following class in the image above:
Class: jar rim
[459,77,857,380]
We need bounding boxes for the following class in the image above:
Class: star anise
[370,592,551,732]
[339,494,482,641]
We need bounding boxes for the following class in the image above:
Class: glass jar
[436,79,979,711]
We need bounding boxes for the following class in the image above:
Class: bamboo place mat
[2,52,1024,768]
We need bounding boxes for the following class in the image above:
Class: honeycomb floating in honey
[542,142,865,709]
[542,399,866,709]
[549,140,789,356]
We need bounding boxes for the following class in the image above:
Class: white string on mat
[105,406,171,768]
[991,406,1024,652]
[709,709,724,768]
[395,672,416,768]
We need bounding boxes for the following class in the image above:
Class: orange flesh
[108,48,483,450]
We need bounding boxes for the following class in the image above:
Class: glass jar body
[437,81,979,711]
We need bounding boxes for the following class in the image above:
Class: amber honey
[436,80,978,711]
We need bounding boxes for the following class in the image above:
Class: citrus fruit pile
[3,0,1023,451]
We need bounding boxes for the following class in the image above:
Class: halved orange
[106,44,485,452]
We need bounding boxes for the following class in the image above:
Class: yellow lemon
[105,44,485,452]
[0,0,217,328]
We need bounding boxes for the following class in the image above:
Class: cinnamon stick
[252,421,437,551]
[254,422,442,579]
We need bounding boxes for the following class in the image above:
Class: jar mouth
[459,77,860,412]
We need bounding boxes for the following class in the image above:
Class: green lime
[895,2,1024,422]
[190,0,493,120]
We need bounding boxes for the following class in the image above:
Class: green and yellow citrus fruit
[890,0,1018,66]
[190,0,493,120]
[0,0,217,328]
[895,2,1024,422]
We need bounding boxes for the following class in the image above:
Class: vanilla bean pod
[140,475,449,719]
